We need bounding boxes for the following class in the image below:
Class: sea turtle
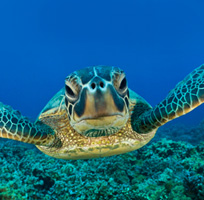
[0,65,204,159]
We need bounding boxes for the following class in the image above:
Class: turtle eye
[119,77,127,90]
[65,85,76,98]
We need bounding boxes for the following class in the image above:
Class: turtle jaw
[77,113,124,122]
[71,114,129,137]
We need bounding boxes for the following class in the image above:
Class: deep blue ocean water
[0,0,203,126]
[0,1,204,199]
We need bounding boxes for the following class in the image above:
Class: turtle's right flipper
[132,64,204,133]
[0,102,59,146]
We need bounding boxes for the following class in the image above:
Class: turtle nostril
[100,81,104,88]
[91,83,96,89]
[90,80,105,90]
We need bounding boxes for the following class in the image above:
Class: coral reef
[0,120,204,200]
[154,120,204,145]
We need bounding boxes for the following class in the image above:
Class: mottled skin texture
[37,89,156,159]
[0,64,204,160]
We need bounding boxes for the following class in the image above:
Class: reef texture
[0,120,204,200]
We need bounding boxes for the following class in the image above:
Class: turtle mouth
[71,114,129,137]
[78,113,123,122]
[80,127,120,137]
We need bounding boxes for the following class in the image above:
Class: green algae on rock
[1,137,204,200]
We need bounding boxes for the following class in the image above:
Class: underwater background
[0,0,204,199]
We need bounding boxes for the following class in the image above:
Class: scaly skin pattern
[0,87,154,159]
[37,108,156,160]
[132,64,204,133]
[0,102,60,146]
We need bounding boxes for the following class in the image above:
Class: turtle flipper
[132,64,204,133]
[0,102,61,147]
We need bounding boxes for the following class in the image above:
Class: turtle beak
[73,77,127,122]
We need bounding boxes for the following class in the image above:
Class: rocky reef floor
[1,121,204,200]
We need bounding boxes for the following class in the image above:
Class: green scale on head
[0,64,204,159]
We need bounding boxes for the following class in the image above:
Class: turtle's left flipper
[132,64,204,133]
[0,102,61,147]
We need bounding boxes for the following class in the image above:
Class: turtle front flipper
[0,102,61,147]
[132,64,204,133]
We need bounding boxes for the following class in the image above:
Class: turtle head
[64,66,130,137]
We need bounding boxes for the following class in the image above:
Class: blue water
[0,1,204,199]
[0,0,203,126]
